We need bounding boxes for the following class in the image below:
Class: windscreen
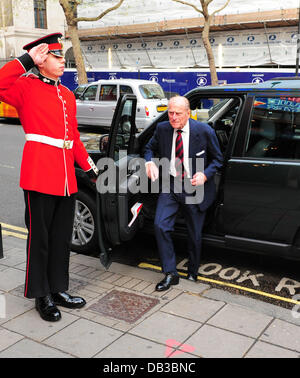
[139,84,165,99]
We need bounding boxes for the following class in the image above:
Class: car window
[99,85,117,101]
[208,98,232,118]
[139,84,165,99]
[81,85,97,101]
[245,96,300,159]
[188,96,240,153]
[190,97,233,122]
[73,85,87,99]
[120,85,133,96]
[112,100,134,162]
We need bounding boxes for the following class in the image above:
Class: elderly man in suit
[144,96,223,291]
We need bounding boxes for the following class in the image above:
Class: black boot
[35,294,61,322]
[155,273,179,291]
[52,292,86,309]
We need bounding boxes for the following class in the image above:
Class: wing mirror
[99,134,109,152]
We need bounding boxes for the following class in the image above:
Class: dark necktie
[175,130,186,179]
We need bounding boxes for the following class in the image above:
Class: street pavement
[1,233,300,362]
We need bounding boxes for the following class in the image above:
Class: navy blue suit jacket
[144,119,223,211]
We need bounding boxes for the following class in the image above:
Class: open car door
[96,94,144,268]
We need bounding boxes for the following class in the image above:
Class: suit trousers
[23,190,76,298]
[154,179,206,276]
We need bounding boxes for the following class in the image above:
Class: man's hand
[145,161,159,182]
[190,172,207,186]
[28,43,49,66]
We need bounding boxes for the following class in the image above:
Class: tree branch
[172,0,204,16]
[74,0,125,23]
[211,0,231,17]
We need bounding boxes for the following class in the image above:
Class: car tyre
[71,190,99,254]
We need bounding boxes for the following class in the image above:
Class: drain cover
[87,290,159,323]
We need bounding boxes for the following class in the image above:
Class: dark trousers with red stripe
[23,190,76,299]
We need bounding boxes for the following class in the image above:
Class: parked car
[72,77,300,267]
[75,79,168,132]
[73,83,88,99]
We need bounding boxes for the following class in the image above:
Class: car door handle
[89,107,94,111]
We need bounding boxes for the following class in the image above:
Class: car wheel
[71,190,98,254]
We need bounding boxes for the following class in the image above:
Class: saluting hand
[28,43,49,65]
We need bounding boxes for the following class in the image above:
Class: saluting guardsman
[0,33,99,322]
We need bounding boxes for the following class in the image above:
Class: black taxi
[72,77,300,267]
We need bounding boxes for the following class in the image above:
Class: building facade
[75,0,300,70]
[0,0,70,65]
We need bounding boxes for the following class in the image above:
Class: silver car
[75,79,168,131]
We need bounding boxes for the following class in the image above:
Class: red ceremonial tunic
[0,55,95,196]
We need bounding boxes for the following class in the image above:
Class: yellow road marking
[2,230,27,240]
[1,223,27,233]
[138,262,300,306]
[1,222,28,240]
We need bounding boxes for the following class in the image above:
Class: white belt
[25,134,74,149]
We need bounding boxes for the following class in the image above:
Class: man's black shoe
[186,273,198,282]
[35,294,61,322]
[155,273,179,292]
[52,292,86,309]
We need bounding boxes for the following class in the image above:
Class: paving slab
[0,267,24,291]
[94,333,168,358]
[2,308,79,341]
[260,319,300,352]
[204,288,300,326]
[177,279,210,293]
[161,292,225,323]
[185,324,255,358]
[0,327,23,352]
[70,254,105,271]
[207,303,273,338]
[44,318,123,358]
[0,250,26,267]
[245,341,300,358]
[129,311,201,345]
[0,293,34,325]
[0,338,73,358]
[2,236,27,251]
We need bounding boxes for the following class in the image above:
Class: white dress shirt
[170,120,191,178]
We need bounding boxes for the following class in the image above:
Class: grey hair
[168,95,190,110]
